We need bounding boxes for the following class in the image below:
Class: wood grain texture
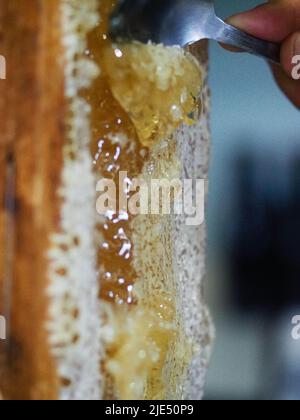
[0,0,64,400]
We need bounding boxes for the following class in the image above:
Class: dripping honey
[86,2,202,306]
[85,0,202,400]
[86,0,146,306]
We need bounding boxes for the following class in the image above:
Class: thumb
[227,2,300,42]
[226,2,300,78]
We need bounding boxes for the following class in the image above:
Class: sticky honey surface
[85,0,202,400]
[103,42,202,148]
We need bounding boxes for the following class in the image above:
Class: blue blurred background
[206,0,300,400]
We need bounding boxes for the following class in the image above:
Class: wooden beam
[0,0,64,400]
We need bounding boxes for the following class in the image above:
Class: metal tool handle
[213,18,281,64]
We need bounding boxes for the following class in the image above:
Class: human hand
[223,0,300,108]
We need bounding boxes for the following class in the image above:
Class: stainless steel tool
[110,0,281,64]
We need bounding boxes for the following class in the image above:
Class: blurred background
[206,0,300,400]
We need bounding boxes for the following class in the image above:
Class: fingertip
[227,3,296,42]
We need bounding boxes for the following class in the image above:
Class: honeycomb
[84,0,202,400]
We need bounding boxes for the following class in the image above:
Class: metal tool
[110,0,281,64]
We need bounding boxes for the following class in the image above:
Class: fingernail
[227,15,244,29]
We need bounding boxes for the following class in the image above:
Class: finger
[222,2,300,80]
[219,2,295,54]
[227,1,300,42]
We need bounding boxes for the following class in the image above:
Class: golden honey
[86,0,145,306]
[84,0,202,399]
[103,42,202,148]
